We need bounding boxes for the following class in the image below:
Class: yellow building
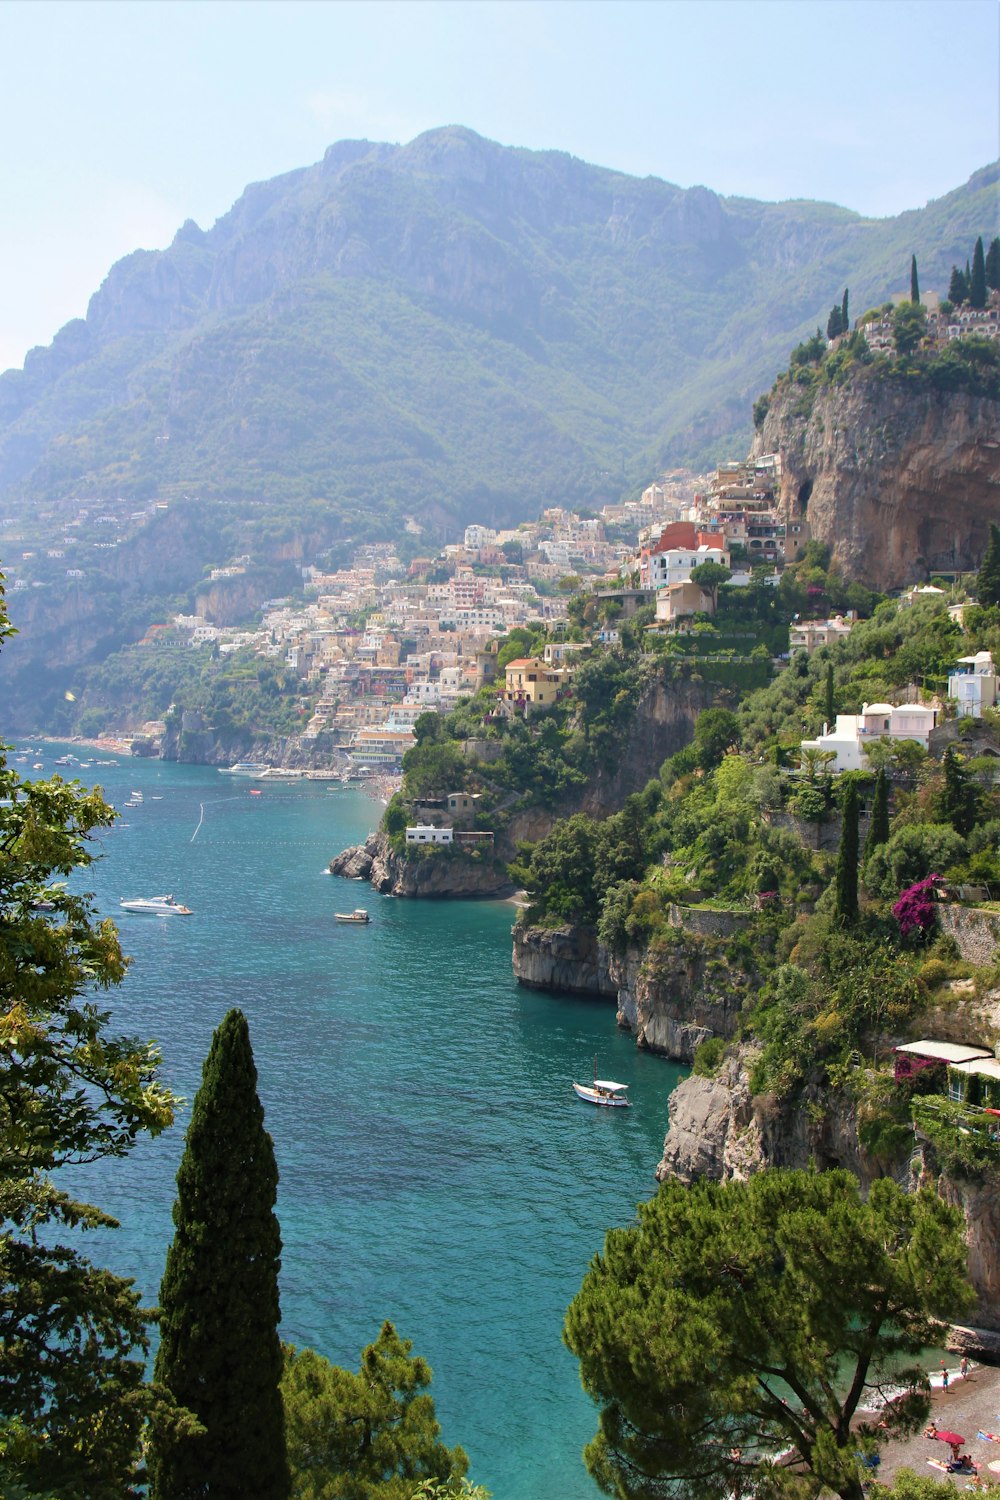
[502,657,571,709]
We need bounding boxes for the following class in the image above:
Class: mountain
[1,128,996,546]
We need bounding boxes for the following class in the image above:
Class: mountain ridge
[1,128,996,538]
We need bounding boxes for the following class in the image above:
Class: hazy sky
[1,0,997,373]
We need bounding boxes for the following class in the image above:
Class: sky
[1,0,997,373]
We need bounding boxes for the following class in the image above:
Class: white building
[948,652,1000,718]
[405,825,454,845]
[800,702,938,773]
[647,545,729,590]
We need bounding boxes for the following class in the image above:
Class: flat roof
[895,1041,994,1064]
[951,1057,1000,1079]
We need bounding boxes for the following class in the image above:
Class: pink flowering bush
[892,875,940,938]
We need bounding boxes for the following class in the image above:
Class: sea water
[24,749,683,1499]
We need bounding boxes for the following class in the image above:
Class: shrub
[692,1035,726,1077]
[892,877,941,939]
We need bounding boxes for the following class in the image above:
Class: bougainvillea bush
[892,876,940,938]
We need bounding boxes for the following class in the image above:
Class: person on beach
[926,1420,938,1438]
[961,1355,970,1378]
[942,1363,950,1390]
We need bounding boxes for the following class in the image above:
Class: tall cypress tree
[826,304,844,340]
[863,767,890,862]
[835,779,860,926]
[841,286,849,330]
[148,1010,289,1500]
[910,255,920,304]
[948,265,968,305]
[987,237,1000,293]
[978,523,1000,607]
[825,662,835,728]
[971,236,987,309]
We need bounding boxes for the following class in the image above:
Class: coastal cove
[28,746,683,1500]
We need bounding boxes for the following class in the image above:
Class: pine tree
[970,236,987,309]
[863,767,890,862]
[835,779,860,926]
[825,662,835,728]
[148,1010,289,1500]
[942,747,979,837]
[842,287,849,330]
[987,237,1000,293]
[910,254,919,304]
[948,265,968,305]
[978,522,1000,607]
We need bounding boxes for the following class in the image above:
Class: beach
[876,1362,1000,1489]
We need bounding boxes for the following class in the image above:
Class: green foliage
[911,1095,1000,1179]
[864,768,890,862]
[978,523,1000,608]
[691,1036,726,1077]
[149,1010,289,1500]
[892,301,927,357]
[692,708,740,771]
[282,1328,468,1500]
[940,746,980,835]
[910,254,920,304]
[864,824,967,901]
[835,779,860,925]
[987,236,1000,292]
[0,577,182,1499]
[564,1170,973,1500]
[970,235,987,308]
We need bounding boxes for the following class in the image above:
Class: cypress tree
[910,254,920,304]
[942,747,979,837]
[842,286,849,330]
[987,236,1000,293]
[978,522,1000,607]
[826,304,844,340]
[148,1010,289,1500]
[863,767,890,862]
[835,779,860,926]
[825,662,835,728]
[971,236,987,308]
[948,265,967,305]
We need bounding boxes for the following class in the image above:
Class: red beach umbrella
[934,1432,966,1447]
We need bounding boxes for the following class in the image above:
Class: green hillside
[1,129,996,542]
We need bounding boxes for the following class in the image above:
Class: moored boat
[120,894,193,916]
[218,761,269,777]
[335,908,370,924]
[573,1058,630,1107]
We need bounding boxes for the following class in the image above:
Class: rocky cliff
[512,913,759,1064]
[760,375,1000,590]
[330,830,512,898]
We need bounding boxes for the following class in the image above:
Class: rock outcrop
[329,831,512,899]
[760,375,1000,590]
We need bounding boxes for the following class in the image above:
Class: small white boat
[125,790,144,806]
[120,894,193,916]
[335,908,370,924]
[573,1059,630,1108]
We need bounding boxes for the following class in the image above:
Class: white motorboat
[125,790,144,806]
[119,894,193,916]
[573,1059,630,1108]
[335,908,370,924]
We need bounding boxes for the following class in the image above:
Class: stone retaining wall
[938,905,1000,966]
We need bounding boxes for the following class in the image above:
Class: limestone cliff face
[329,831,512,899]
[159,711,341,768]
[580,677,718,817]
[511,915,757,1064]
[759,375,1000,590]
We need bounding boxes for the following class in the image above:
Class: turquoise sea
[22,748,683,1499]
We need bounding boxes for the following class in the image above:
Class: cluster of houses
[860,289,1000,355]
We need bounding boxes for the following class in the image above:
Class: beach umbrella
[987,1461,1000,1474]
[934,1432,966,1448]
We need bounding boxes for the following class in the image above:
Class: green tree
[282,1327,469,1500]
[564,1170,973,1500]
[863,767,890,862]
[892,301,927,357]
[948,265,967,304]
[688,560,732,612]
[977,522,1000,607]
[508,814,600,924]
[824,661,835,727]
[149,1009,289,1500]
[970,235,987,309]
[692,707,740,771]
[842,286,849,329]
[0,576,181,1500]
[910,254,920,304]
[827,304,844,340]
[941,746,979,837]
[986,236,1000,293]
[835,778,860,925]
